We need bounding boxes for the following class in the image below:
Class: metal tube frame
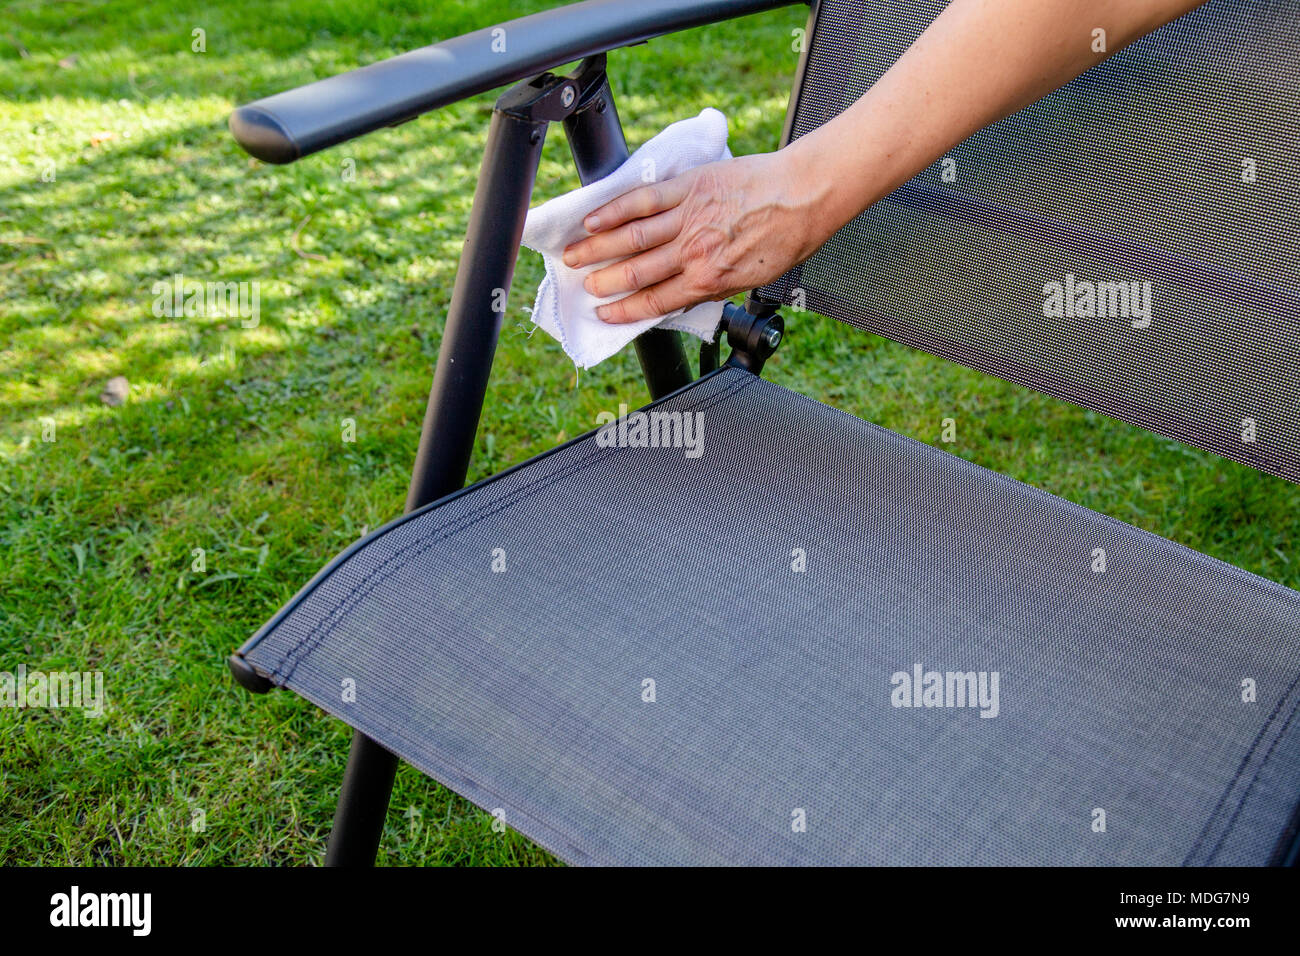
[324,56,692,866]
[228,0,804,165]
[562,57,695,400]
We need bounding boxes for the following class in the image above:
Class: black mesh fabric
[242,370,1300,865]
[760,0,1300,484]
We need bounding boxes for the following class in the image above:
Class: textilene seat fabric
[761,0,1300,484]
[243,370,1300,865]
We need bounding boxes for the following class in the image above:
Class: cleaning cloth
[520,107,731,368]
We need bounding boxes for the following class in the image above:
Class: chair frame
[228,0,806,865]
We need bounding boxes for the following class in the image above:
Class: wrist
[777,134,856,252]
[781,131,876,243]
[781,89,923,237]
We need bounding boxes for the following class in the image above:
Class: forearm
[570,0,1209,323]
[787,0,1206,231]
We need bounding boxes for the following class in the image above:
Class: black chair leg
[321,56,693,867]
[325,731,399,866]
[322,69,557,869]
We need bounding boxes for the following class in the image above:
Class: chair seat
[239,368,1300,865]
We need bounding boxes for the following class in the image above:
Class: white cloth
[520,108,731,368]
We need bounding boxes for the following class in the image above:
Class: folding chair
[227,0,1300,865]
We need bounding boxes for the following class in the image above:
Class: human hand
[561,148,836,324]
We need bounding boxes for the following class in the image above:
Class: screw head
[762,325,783,349]
[560,85,576,108]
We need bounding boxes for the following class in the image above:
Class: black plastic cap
[229,106,300,164]
[228,653,274,694]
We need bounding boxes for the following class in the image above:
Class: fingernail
[583,276,596,294]
[584,215,600,232]
[562,250,578,267]
[596,305,610,321]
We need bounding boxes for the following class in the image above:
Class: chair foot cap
[228,653,274,694]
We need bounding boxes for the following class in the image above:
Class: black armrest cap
[229,105,300,165]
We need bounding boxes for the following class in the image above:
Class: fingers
[595,274,697,324]
[583,243,681,299]
[580,176,691,234]
[563,207,682,268]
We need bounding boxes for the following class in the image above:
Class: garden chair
[226,0,1300,865]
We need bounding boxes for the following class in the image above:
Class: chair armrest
[229,0,803,164]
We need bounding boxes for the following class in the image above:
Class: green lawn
[2,0,1296,866]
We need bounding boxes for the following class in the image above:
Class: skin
[563,0,1208,324]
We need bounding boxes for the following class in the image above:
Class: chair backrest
[761,0,1300,484]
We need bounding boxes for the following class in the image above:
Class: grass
[1,0,1297,865]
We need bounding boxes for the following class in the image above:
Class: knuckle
[681,229,721,264]
[688,259,729,297]
[701,269,729,296]
[628,221,649,252]
[621,260,641,290]
[642,288,666,317]
[689,168,721,200]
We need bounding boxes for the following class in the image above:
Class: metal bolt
[762,325,783,349]
[560,85,576,108]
